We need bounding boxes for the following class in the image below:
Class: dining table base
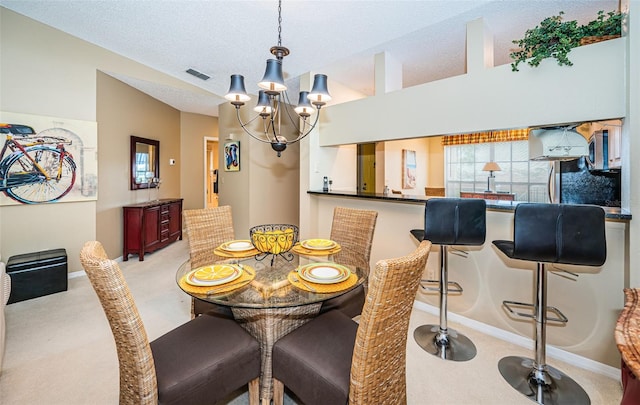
[232,303,322,404]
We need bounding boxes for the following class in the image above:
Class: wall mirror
[130,135,160,190]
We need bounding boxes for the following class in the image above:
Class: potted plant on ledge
[510,10,625,72]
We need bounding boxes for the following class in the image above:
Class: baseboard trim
[412,300,621,381]
[68,270,86,279]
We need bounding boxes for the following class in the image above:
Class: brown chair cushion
[272,310,358,405]
[318,284,365,318]
[151,314,260,405]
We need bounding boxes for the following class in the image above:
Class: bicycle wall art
[0,111,97,205]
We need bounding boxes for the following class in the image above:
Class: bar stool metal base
[414,324,477,362]
[498,356,590,405]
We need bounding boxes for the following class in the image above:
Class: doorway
[357,143,376,193]
[205,138,219,208]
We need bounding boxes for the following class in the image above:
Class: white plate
[185,264,242,286]
[298,263,351,284]
[300,239,337,250]
[219,240,254,252]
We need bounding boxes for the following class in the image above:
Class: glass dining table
[176,247,367,405]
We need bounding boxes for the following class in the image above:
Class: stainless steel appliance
[587,130,609,171]
[547,157,620,207]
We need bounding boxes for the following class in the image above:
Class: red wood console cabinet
[123,198,183,261]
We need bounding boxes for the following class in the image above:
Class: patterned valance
[441,128,529,146]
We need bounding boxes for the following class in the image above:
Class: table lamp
[482,162,501,192]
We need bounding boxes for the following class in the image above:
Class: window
[445,140,550,202]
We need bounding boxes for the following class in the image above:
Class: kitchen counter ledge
[308,190,631,221]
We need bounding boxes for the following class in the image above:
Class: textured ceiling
[0,0,620,117]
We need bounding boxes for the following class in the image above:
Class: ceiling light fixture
[224,0,331,157]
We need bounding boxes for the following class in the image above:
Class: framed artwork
[224,141,240,172]
[0,111,98,206]
[402,149,416,189]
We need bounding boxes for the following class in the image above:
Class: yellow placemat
[287,271,357,293]
[179,265,256,294]
[213,247,260,258]
[291,243,342,256]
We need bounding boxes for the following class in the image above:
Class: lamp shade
[482,162,502,172]
[294,91,315,117]
[258,59,286,93]
[307,74,331,105]
[253,90,273,115]
[225,75,251,103]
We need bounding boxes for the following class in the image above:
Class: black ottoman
[7,249,68,304]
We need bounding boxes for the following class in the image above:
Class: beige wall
[0,9,100,271]
[427,137,445,187]
[0,8,212,266]
[384,138,430,194]
[96,72,181,258]
[218,102,300,240]
[179,112,219,210]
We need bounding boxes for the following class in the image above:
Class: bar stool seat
[493,203,606,405]
[411,198,486,361]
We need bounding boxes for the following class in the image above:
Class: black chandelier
[224,0,331,157]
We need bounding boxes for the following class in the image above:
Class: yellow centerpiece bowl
[249,224,299,255]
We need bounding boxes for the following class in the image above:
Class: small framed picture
[402,149,416,189]
[224,141,240,172]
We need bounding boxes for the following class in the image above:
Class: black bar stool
[411,198,486,361]
[493,203,606,405]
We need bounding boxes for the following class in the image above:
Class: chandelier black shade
[224,0,330,157]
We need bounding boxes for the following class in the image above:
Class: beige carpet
[0,239,622,404]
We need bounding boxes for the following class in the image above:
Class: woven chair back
[183,206,235,268]
[330,207,378,271]
[349,240,432,404]
[80,241,158,405]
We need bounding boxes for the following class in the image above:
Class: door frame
[203,136,219,208]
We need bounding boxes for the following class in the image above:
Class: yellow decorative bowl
[250,224,299,255]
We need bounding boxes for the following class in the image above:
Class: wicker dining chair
[320,207,378,318]
[272,240,432,405]
[80,241,261,405]
[183,206,236,318]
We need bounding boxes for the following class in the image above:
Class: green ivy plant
[510,10,625,72]
[581,10,624,37]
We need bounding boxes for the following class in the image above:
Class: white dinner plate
[185,264,242,286]
[219,240,254,252]
[298,263,351,284]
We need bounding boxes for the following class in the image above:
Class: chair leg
[414,244,477,361]
[498,262,590,404]
[272,378,285,405]
[248,377,260,405]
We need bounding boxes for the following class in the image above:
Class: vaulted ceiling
[0,0,620,116]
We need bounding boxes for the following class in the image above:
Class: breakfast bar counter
[303,189,630,371]
[307,190,632,221]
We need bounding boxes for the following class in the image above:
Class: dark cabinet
[123,198,183,261]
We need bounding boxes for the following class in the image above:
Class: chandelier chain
[277,0,282,47]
